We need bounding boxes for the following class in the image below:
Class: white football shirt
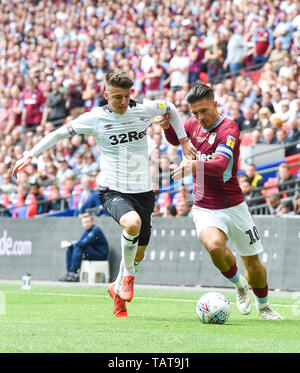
[28,99,187,193]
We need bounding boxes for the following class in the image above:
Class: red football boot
[119,276,135,302]
[108,283,127,317]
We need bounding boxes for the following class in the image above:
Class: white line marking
[4,291,300,308]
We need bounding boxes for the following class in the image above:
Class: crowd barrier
[0,216,299,290]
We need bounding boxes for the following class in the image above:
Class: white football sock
[121,230,139,277]
[114,260,124,294]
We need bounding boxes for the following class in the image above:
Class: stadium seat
[80,260,110,284]
[285,154,300,176]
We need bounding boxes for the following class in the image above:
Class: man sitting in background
[59,213,109,282]
[76,175,101,215]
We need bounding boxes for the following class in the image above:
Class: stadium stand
[0,0,299,218]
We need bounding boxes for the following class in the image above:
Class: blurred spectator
[277,163,299,197]
[56,158,75,181]
[0,173,16,194]
[267,194,282,215]
[0,97,16,135]
[278,56,294,79]
[268,38,289,73]
[251,129,263,145]
[239,177,264,208]
[41,81,68,127]
[76,175,101,215]
[81,152,99,175]
[239,107,259,131]
[159,155,173,191]
[175,199,191,217]
[185,35,204,84]
[244,164,265,187]
[273,11,293,51]
[223,27,249,74]
[277,199,296,216]
[47,185,69,212]
[252,16,274,65]
[261,128,278,144]
[153,202,162,217]
[204,32,225,80]
[143,53,165,100]
[165,45,190,92]
[285,118,300,156]
[162,204,177,217]
[22,78,45,131]
[28,181,50,215]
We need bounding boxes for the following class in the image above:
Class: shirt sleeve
[197,122,239,177]
[214,125,239,162]
[27,111,97,158]
[164,119,192,145]
[143,100,187,139]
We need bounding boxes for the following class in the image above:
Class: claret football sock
[221,264,247,289]
[121,230,139,277]
[252,284,269,311]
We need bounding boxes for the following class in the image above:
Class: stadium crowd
[0,0,299,218]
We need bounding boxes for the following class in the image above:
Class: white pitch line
[4,291,300,308]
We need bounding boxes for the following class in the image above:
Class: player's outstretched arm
[12,125,73,178]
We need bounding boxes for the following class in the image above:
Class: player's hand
[179,137,197,160]
[12,154,33,178]
[172,159,195,180]
[154,113,171,130]
[61,240,72,249]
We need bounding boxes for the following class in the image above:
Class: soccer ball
[196,292,231,324]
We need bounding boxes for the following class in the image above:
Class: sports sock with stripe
[221,264,247,289]
[121,230,139,277]
[252,284,269,310]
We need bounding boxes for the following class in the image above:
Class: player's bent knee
[203,238,225,256]
[119,211,142,235]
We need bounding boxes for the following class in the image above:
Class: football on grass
[196,292,231,324]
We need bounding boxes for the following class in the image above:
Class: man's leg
[200,226,252,314]
[241,255,283,320]
[118,211,141,301]
[70,245,82,280]
[66,246,73,273]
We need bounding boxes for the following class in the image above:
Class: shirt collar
[202,114,226,133]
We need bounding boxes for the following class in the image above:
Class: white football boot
[236,276,253,315]
[258,305,284,320]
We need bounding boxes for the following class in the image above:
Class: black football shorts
[98,187,155,246]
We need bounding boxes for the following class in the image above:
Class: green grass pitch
[0,282,299,353]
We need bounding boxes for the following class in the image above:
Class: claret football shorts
[192,201,264,257]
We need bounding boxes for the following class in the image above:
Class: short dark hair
[105,69,134,89]
[186,84,214,104]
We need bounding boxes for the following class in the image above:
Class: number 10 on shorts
[245,226,260,245]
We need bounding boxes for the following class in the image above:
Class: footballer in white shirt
[13,69,196,317]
